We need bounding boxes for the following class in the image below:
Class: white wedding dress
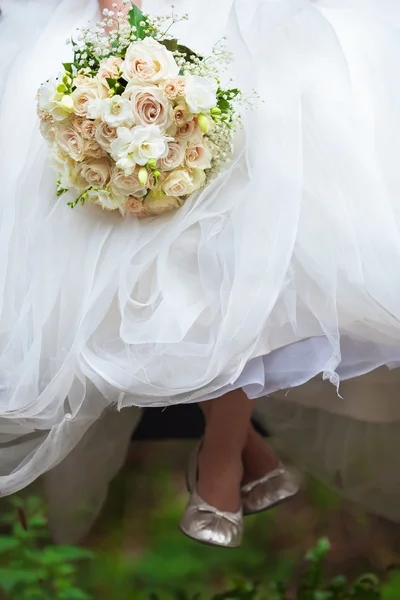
[2,0,400,541]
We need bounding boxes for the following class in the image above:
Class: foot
[242,428,279,486]
[196,445,243,513]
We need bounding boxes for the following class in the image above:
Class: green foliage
[128,4,151,40]
[1,493,400,600]
[0,496,94,600]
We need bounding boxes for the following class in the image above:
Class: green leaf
[0,536,19,553]
[0,568,42,593]
[63,62,73,73]
[59,588,92,600]
[159,38,178,52]
[128,4,150,40]
[49,545,95,562]
[106,77,118,90]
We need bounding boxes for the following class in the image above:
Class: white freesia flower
[184,73,218,114]
[87,189,127,213]
[122,37,179,84]
[38,74,74,121]
[87,96,133,127]
[110,125,173,174]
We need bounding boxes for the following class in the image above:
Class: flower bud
[210,107,221,115]
[56,83,67,94]
[198,113,210,134]
[138,167,148,186]
[147,158,157,169]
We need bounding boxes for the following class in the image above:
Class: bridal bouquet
[37,3,251,217]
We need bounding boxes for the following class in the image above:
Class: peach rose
[58,124,85,161]
[175,117,202,142]
[163,77,186,100]
[122,37,179,84]
[77,158,112,188]
[147,170,166,190]
[95,121,118,151]
[98,57,123,80]
[158,140,186,172]
[80,119,97,140]
[84,141,107,159]
[126,85,172,132]
[110,168,147,198]
[39,113,57,143]
[173,104,191,127]
[185,142,212,170]
[125,196,148,217]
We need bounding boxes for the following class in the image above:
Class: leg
[197,389,253,512]
[200,398,279,488]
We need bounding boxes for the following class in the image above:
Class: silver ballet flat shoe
[241,461,300,516]
[179,446,243,548]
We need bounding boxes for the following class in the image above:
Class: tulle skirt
[2,0,400,528]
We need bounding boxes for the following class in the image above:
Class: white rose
[124,84,172,133]
[143,191,181,215]
[57,124,85,162]
[184,73,217,114]
[159,140,186,172]
[95,121,118,151]
[87,96,133,127]
[76,158,112,188]
[122,37,179,83]
[110,168,147,198]
[87,189,127,213]
[161,168,206,198]
[110,125,173,174]
[185,142,212,170]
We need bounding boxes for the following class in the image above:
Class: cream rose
[163,77,186,100]
[95,121,118,151]
[122,37,179,83]
[125,85,172,132]
[143,191,181,215]
[161,168,205,198]
[58,124,85,161]
[77,158,112,188]
[110,168,147,198]
[185,142,212,170]
[71,80,108,117]
[175,118,202,142]
[98,57,123,80]
[159,140,186,172]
